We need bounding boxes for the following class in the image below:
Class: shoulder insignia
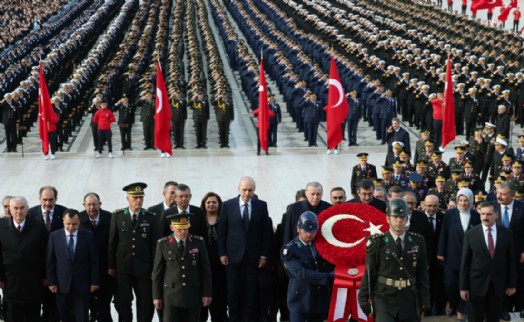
[190,234,204,240]
[158,236,169,244]
[113,208,127,214]
[142,209,156,216]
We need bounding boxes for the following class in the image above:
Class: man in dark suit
[47,209,99,322]
[147,181,178,218]
[0,196,48,321]
[283,182,331,244]
[495,181,524,319]
[217,176,272,322]
[79,193,114,322]
[108,182,159,322]
[385,117,411,155]
[423,194,446,315]
[460,202,517,322]
[27,186,67,322]
[348,180,387,214]
[152,213,212,321]
[403,192,434,253]
[159,183,207,238]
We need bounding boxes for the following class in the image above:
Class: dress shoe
[128,147,133,150]
[179,146,185,149]
[265,151,269,155]
[499,310,511,321]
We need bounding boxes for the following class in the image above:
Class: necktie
[132,213,137,228]
[396,175,400,182]
[307,243,316,258]
[429,216,435,231]
[488,228,495,258]
[503,206,509,228]
[45,211,51,231]
[178,240,185,255]
[91,220,97,228]
[17,225,21,233]
[68,234,75,258]
[396,237,403,255]
[243,204,250,230]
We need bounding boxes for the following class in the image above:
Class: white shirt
[238,199,252,220]
[65,229,78,251]
[177,205,191,214]
[482,224,497,249]
[41,207,54,222]
[163,202,171,210]
[389,231,406,248]
[13,219,26,231]
[459,210,470,232]
[426,213,436,231]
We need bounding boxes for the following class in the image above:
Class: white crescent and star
[328,78,343,107]
[156,88,163,113]
[259,85,264,92]
[321,214,383,248]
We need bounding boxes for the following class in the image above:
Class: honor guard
[350,153,377,196]
[359,198,430,320]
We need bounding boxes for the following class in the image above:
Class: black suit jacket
[218,197,271,264]
[496,200,524,257]
[426,212,444,264]
[147,202,170,218]
[386,127,411,154]
[0,217,48,302]
[79,209,112,276]
[347,197,387,214]
[460,224,517,297]
[27,204,67,233]
[159,205,206,239]
[47,228,99,294]
[409,210,434,257]
[282,199,331,245]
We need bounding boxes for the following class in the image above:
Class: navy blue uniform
[281,238,333,322]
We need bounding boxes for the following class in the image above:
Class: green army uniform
[427,188,451,210]
[359,231,430,321]
[152,234,212,321]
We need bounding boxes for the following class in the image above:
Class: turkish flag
[471,0,502,12]
[38,62,53,155]
[154,61,172,155]
[254,57,270,152]
[325,57,349,150]
[498,1,517,21]
[441,56,456,148]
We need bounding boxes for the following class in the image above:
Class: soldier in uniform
[213,92,234,148]
[469,128,487,174]
[152,213,212,322]
[1,93,18,152]
[427,176,452,210]
[414,130,430,163]
[392,161,409,190]
[359,198,430,320]
[428,152,450,180]
[170,91,188,149]
[190,91,210,149]
[516,136,524,161]
[509,161,524,192]
[448,147,468,172]
[280,211,334,322]
[138,92,155,150]
[114,95,135,151]
[462,162,481,192]
[350,153,377,196]
[108,183,159,322]
[400,151,415,176]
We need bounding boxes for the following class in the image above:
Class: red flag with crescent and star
[316,203,388,322]
[38,62,53,155]
[154,61,172,155]
[325,57,349,150]
[441,55,455,148]
[471,0,502,13]
[255,56,270,152]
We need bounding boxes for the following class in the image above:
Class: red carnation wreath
[315,203,389,267]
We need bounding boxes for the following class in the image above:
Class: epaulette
[157,236,170,244]
[366,234,383,253]
[113,208,127,214]
[406,230,422,238]
[142,209,155,216]
[190,235,204,240]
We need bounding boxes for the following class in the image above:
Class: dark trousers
[97,129,112,153]
[194,121,207,146]
[465,117,476,139]
[172,120,185,147]
[468,282,502,322]
[295,107,304,131]
[6,301,40,322]
[428,263,446,315]
[347,119,358,145]
[56,289,90,322]
[380,115,393,143]
[305,122,318,146]
[455,111,464,135]
[4,122,17,151]
[91,125,99,150]
[164,305,200,322]
[289,312,323,322]
[433,120,443,148]
[89,276,115,322]
[42,287,60,322]
[373,113,380,138]
[269,123,278,146]
[49,131,58,154]
[116,274,154,322]
[218,121,230,147]
[444,268,467,314]
[374,311,417,322]
[226,260,257,322]
[143,122,154,148]
[367,106,373,126]
[119,125,132,149]
[200,265,228,322]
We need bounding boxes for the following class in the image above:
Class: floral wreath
[315,202,389,267]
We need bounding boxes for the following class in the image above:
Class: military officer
[138,92,155,150]
[152,213,212,322]
[213,92,234,148]
[350,153,377,196]
[427,176,452,210]
[359,198,430,321]
[108,183,159,322]
[448,147,468,172]
[170,91,188,149]
[281,211,334,322]
[1,93,19,152]
[114,95,135,151]
[190,91,210,149]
